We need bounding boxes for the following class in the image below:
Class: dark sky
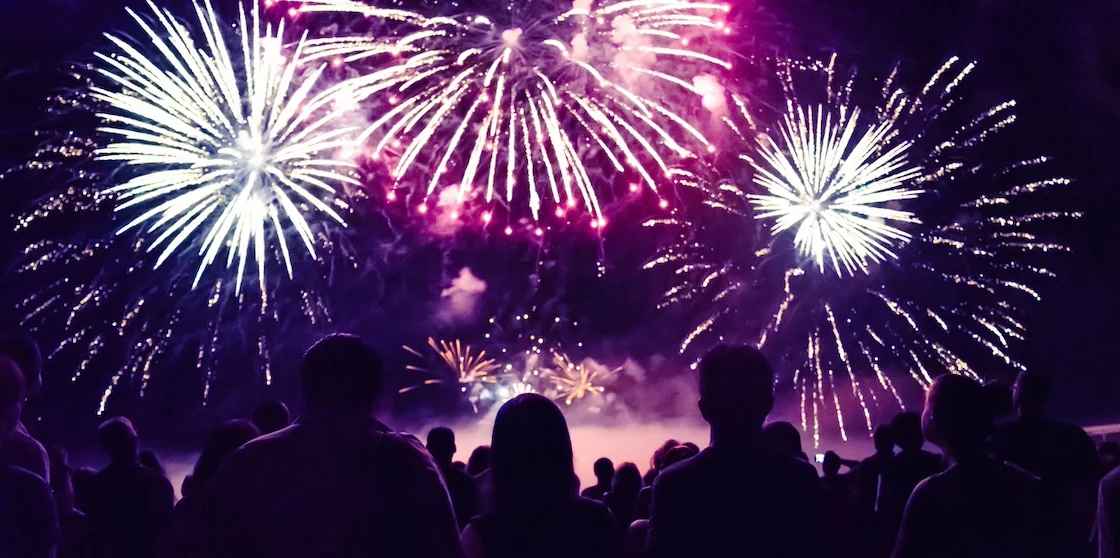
[0,0,1118,437]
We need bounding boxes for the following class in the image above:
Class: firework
[545,350,618,405]
[11,0,363,414]
[289,0,731,223]
[646,56,1076,442]
[748,105,923,277]
[93,0,359,294]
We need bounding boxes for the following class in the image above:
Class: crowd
[0,331,1118,558]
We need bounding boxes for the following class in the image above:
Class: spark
[92,0,359,295]
[402,338,501,395]
[748,105,923,276]
[545,351,618,405]
[295,0,728,221]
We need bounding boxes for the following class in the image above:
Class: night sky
[0,0,1118,448]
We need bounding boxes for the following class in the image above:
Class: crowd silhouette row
[1,332,1119,558]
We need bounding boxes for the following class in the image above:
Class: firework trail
[11,0,364,413]
[287,0,732,225]
[646,56,1076,443]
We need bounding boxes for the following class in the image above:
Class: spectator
[0,335,48,482]
[856,425,894,517]
[461,394,617,558]
[194,333,462,558]
[0,355,58,558]
[762,420,810,462]
[876,411,943,544]
[466,446,491,477]
[992,371,1099,557]
[642,439,679,487]
[604,463,642,530]
[88,417,174,558]
[49,448,89,558]
[821,451,858,497]
[71,467,96,515]
[892,374,1045,558]
[166,420,260,558]
[1097,465,1120,558]
[139,449,167,479]
[581,457,614,501]
[428,426,481,530]
[251,400,290,435]
[634,444,699,521]
[646,345,824,558]
[1101,442,1120,473]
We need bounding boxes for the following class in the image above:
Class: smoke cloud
[438,268,488,325]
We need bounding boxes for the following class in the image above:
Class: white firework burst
[290,0,731,222]
[748,105,923,277]
[92,0,359,294]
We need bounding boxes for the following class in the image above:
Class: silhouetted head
[612,462,642,496]
[252,400,291,434]
[661,444,699,470]
[466,445,491,476]
[823,451,842,477]
[593,457,615,485]
[427,426,457,465]
[0,334,40,397]
[873,424,894,454]
[99,416,140,463]
[491,394,576,508]
[139,449,166,477]
[650,439,680,471]
[923,374,993,456]
[189,419,260,498]
[0,356,25,436]
[1013,371,1050,419]
[890,411,925,453]
[698,345,774,436]
[301,334,383,412]
[762,421,804,458]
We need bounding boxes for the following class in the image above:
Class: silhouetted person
[605,462,642,531]
[822,451,858,496]
[1102,442,1120,473]
[251,400,290,435]
[857,425,894,515]
[1096,465,1120,558]
[992,371,1099,557]
[0,355,57,558]
[467,446,491,477]
[634,444,699,521]
[166,420,260,558]
[642,439,679,486]
[139,450,167,479]
[88,417,174,558]
[647,346,824,558]
[763,421,810,462]
[892,375,1045,558]
[461,394,616,558]
[876,411,943,545]
[49,448,89,558]
[194,334,462,558]
[581,457,614,501]
[0,335,48,482]
[71,467,96,515]
[428,426,481,530]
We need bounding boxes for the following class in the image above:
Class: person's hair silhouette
[491,393,577,508]
[890,412,925,453]
[427,426,457,465]
[98,417,139,464]
[467,445,491,476]
[301,333,383,411]
[251,400,291,434]
[699,345,774,438]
